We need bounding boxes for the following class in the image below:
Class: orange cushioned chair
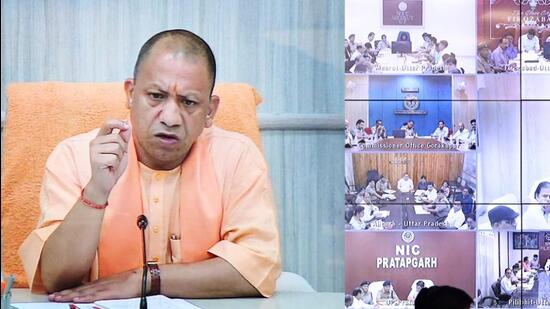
[1,82,263,288]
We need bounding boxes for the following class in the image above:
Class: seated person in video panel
[377,34,390,51]
[504,33,519,60]
[476,43,497,74]
[432,40,449,67]
[519,28,540,53]
[345,120,354,147]
[440,181,451,199]
[417,175,429,191]
[359,281,375,305]
[459,214,476,230]
[444,200,466,229]
[422,190,451,220]
[455,187,475,216]
[398,173,415,193]
[345,294,354,309]
[467,119,477,149]
[444,54,463,74]
[499,268,517,301]
[371,119,387,139]
[488,206,519,230]
[420,182,438,204]
[351,287,369,309]
[344,205,354,230]
[407,280,425,302]
[364,180,383,201]
[401,120,417,138]
[349,205,367,230]
[376,175,392,192]
[431,120,449,141]
[523,181,550,229]
[451,122,469,145]
[376,281,400,305]
[491,37,512,72]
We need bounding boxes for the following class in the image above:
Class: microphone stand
[137,215,149,309]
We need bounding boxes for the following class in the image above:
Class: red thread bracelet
[80,188,108,209]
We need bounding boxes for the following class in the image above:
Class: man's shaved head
[133,29,216,94]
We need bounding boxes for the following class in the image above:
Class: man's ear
[205,95,220,128]
[124,78,135,109]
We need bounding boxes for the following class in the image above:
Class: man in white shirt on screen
[398,173,414,193]
[451,122,469,145]
[421,183,438,203]
[500,268,517,300]
[444,200,466,229]
[519,29,540,53]
[431,120,449,141]
[523,181,550,229]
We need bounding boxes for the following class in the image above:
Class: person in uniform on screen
[523,181,550,229]
[376,281,400,305]
[359,281,374,305]
[19,29,280,302]
[488,206,519,230]
[398,173,414,193]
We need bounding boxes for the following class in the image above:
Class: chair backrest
[397,31,411,42]
[491,280,501,297]
[393,129,406,138]
[1,82,264,288]
[367,170,380,184]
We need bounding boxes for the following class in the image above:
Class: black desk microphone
[137,215,149,309]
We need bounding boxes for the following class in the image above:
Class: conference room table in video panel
[509,271,550,308]
[366,191,440,230]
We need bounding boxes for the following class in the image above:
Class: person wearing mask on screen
[523,181,550,229]
[444,200,465,229]
[476,43,496,74]
[488,206,519,230]
[491,37,511,72]
[504,33,519,59]
[431,120,449,141]
[398,173,414,193]
[359,281,374,305]
[371,119,387,139]
[407,280,425,302]
[19,29,281,302]
[376,281,400,305]
[519,28,540,53]
[500,268,517,301]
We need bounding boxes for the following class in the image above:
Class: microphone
[137,215,149,309]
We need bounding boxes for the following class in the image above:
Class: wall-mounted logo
[383,0,423,26]
[394,94,427,115]
[402,231,415,243]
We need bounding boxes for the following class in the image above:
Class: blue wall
[368,75,452,136]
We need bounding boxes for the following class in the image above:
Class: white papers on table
[14,295,200,309]
[414,190,426,196]
[414,205,430,215]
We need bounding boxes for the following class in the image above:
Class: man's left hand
[48,268,143,303]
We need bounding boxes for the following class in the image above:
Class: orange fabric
[18,126,281,296]
[2,82,264,289]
